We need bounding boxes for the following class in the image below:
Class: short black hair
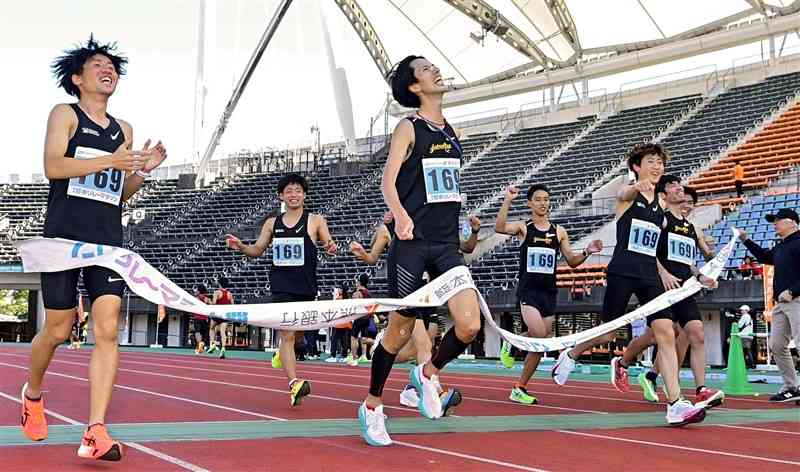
[390,55,424,108]
[683,186,698,204]
[217,276,229,289]
[526,184,550,201]
[52,35,127,98]
[277,173,308,194]
[357,272,370,288]
[195,284,208,295]
[627,143,669,177]
[656,174,681,194]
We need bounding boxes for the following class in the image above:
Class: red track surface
[0,346,796,471]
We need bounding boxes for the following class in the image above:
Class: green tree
[0,289,28,318]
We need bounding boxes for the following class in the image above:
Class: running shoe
[271,351,282,369]
[551,349,575,386]
[610,357,630,393]
[77,423,122,461]
[358,354,370,364]
[410,364,443,419]
[665,399,706,427]
[358,402,391,446]
[694,387,725,410]
[500,341,515,369]
[441,388,462,416]
[218,347,226,360]
[637,372,659,403]
[769,386,800,402]
[289,379,311,407]
[20,383,47,442]
[207,343,218,354]
[509,385,538,405]
[324,356,339,363]
[347,356,359,367]
[399,384,419,408]
[431,374,444,395]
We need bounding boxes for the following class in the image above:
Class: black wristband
[471,228,480,234]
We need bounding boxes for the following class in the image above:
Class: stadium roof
[334,0,800,103]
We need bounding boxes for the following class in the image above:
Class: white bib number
[273,237,304,266]
[423,158,461,203]
[667,232,696,266]
[628,219,660,257]
[526,247,556,274]
[67,146,125,206]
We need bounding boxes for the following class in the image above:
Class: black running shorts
[601,274,671,326]
[41,267,125,310]
[387,239,465,318]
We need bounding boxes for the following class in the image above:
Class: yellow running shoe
[289,379,311,407]
[271,351,282,369]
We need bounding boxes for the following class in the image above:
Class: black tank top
[269,211,318,296]
[657,211,698,281]
[394,115,462,243]
[606,192,665,281]
[43,104,126,245]
[517,222,560,294]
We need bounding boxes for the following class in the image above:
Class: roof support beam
[441,0,551,68]
[332,0,393,80]
[428,13,800,110]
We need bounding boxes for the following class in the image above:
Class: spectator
[737,305,755,369]
[739,256,759,280]
[740,208,800,402]
[326,285,351,362]
[733,161,745,198]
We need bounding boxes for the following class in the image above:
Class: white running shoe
[358,402,392,446]
[665,399,706,427]
[399,385,420,408]
[410,364,443,419]
[551,349,575,386]
[324,357,339,363]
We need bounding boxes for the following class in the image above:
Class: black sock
[431,328,470,370]
[646,371,658,383]
[24,394,41,402]
[368,343,397,397]
[696,385,705,395]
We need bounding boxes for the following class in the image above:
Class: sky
[1,0,797,181]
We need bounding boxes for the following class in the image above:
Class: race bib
[667,232,696,266]
[526,247,556,274]
[67,146,125,206]
[422,158,461,203]
[628,219,660,257]
[272,237,304,266]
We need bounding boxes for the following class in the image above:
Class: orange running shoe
[20,383,47,441]
[77,423,123,461]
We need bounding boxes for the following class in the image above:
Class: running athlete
[350,210,480,366]
[21,36,167,461]
[550,143,707,426]
[350,210,478,412]
[625,184,722,408]
[358,55,485,446]
[192,284,211,354]
[494,184,603,405]
[206,277,233,359]
[226,173,337,407]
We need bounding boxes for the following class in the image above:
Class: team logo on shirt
[81,127,100,137]
[533,237,553,245]
[429,142,452,154]
[110,131,120,140]
[673,224,690,234]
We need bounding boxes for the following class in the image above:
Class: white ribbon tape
[15,228,737,352]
